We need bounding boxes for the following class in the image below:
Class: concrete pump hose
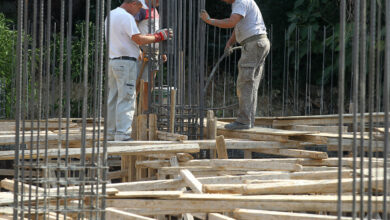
[203,46,242,94]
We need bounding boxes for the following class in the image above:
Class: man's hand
[154,28,173,42]
[224,46,233,56]
[200,9,210,23]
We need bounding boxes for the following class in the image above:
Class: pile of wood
[0,112,388,219]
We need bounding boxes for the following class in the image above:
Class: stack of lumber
[0,112,388,219]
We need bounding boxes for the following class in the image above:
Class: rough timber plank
[106,195,387,214]
[271,112,386,126]
[233,209,352,220]
[106,170,352,192]
[210,159,302,172]
[251,148,328,159]
[112,191,183,199]
[217,122,320,143]
[215,136,228,159]
[299,157,385,168]
[156,131,188,141]
[292,125,348,133]
[203,177,384,195]
[108,139,289,150]
[208,213,235,220]
[106,208,156,220]
[180,169,203,193]
[0,144,200,160]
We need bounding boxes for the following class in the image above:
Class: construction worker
[105,0,172,141]
[200,0,270,130]
[135,0,167,112]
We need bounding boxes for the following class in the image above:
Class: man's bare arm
[200,11,242,29]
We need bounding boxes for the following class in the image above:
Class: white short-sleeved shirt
[105,7,140,59]
[232,0,267,43]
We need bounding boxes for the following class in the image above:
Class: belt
[111,56,137,61]
[240,34,267,45]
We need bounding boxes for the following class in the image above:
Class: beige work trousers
[236,37,270,126]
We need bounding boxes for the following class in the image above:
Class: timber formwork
[0,111,388,219]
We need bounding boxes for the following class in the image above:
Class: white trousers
[107,59,137,138]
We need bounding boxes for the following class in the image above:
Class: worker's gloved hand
[224,46,233,56]
[154,28,173,42]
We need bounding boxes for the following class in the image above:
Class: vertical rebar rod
[367,0,376,218]
[352,0,361,218]
[337,0,346,218]
[359,0,367,217]
[13,0,23,219]
[383,0,390,218]
[321,26,326,115]
[102,0,111,217]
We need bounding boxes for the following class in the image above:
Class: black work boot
[224,121,250,130]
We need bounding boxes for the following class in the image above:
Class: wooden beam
[210,159,302,172]
[180,169,203,193]
[156,131,188,141]
[111,191,183,199]
[148,114,157,141]
[215,136,228,159]
[107,139,289,150]
[170,89,177,133]
[203,178,384,195]
[0,144,200,160]
[106,170,352,192]
[292,125,348,133]
[251,148,328,159]
[271,112,386,126]
[106,195,387,214]
[233,209,352,220]
[208,213,235,220]
[106,208,156,220]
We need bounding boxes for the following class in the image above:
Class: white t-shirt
[105,7,140,59]
[232,0,267,43]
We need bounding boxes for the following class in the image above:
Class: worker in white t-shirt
[200,0,270,130]
[105,0,172,141]
[135,0,167,112]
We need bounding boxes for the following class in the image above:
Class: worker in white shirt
[105,0,172,141]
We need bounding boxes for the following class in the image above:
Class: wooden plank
[1,178,44,193]
[108,170,128,180]
[106,208,156,220]
[112,191,183,199]
[272,112,386,126]
[292,125,348,133]
[210,159,302,172]
[251,148,328,159]
[107,139,289,150]
[233,209,352,220]
[207,111,217,140]
[0,144,200,160]
[170,89,177,133]
[156,131,188,141]
[106,195,387,214]
[106,170,352,192]
[203,177,384,195]
[121,156,130,182]
[180,169,203,193]
[208,213,235,220]
[148,114,157,141]
[137,158,302,169]
[137,115,148,141]
[215,136,228,159]
[300,157,385,168]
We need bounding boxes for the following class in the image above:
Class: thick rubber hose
[203,46,242,94]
